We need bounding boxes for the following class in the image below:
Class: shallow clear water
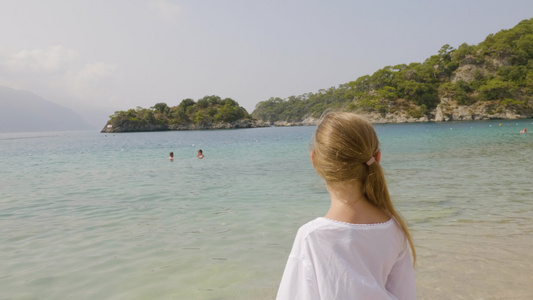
[1,119,532,299]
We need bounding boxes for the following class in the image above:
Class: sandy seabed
[414,223,533,299]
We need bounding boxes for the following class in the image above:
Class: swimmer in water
[169,152,174,161]
[197,149,204,159]
[520,128,527,133]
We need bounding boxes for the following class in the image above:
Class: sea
[1,118,533,300]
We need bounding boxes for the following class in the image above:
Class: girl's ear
[375,150,381,163]
[310,150,315,165]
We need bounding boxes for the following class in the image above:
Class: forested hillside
[252,18,533,123]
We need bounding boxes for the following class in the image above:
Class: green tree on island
[106,95,252,131]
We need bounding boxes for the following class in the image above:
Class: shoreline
[272,114,533,127]
[101,119,270,133]
[99,115,533,132]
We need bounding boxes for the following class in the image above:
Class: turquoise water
[1,119,533,299]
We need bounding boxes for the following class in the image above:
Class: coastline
[272,99,533,126]
[101,105,533,132]
[101,119,270,133]
[272,114,532,127]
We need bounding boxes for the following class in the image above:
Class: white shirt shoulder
[276,218,416,300]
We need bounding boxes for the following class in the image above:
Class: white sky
[0,0,531,127]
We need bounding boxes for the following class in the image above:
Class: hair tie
[365,156,375,166]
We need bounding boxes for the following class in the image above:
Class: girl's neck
[324,180,390,225]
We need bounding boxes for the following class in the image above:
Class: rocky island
[101,96,268,133]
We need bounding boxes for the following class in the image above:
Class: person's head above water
[311,112,415,262]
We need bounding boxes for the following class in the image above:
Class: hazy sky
[0,0,531,127]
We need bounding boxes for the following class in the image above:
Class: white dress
[276,217,416,300]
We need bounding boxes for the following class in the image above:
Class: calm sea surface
[1,119,533,299]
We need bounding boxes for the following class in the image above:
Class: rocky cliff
[271,98,531,127]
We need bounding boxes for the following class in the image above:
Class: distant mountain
[0,86,94,133]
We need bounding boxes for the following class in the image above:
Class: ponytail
[364,162,416,264]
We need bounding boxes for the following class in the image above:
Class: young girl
[276,113,416,300]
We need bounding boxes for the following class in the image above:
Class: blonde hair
[312,112,416,263]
